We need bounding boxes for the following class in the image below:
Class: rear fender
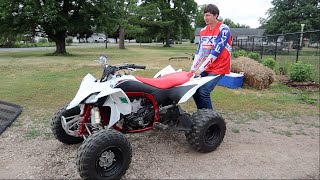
[153,65,182,78]
[177,76,218,104]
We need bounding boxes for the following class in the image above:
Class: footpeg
[174,114,193,132]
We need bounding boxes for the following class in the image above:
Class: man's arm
[190,40,204,71]
[197,27,231,72]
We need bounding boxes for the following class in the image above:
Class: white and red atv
[51,55,226,179]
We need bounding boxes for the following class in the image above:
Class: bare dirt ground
[0,113,319,179]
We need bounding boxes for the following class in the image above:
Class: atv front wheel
[185,109,226,153]
[51,104,83,144]
[76,129,132,180]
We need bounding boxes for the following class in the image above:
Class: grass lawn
[0,43,319,138]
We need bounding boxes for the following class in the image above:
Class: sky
[194,0,273,28]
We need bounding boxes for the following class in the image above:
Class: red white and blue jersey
[192,22,232,74]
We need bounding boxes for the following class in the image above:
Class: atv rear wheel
[51,104,83,144]
[76,129,132,180]
[185,109,226,153]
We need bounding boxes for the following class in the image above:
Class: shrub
[232,50,247,58]
[136,37,152,43]
[288,61,313,82]
[262,58,276,70]
[248,51,260,61]
[38,38,48,43]
[66,37,73,44]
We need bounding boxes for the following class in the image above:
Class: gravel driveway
[0,114,319,179]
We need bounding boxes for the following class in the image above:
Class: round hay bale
[231,57,277,90]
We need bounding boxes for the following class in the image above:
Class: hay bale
[231,57,277,89]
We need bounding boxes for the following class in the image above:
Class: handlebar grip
[131,64,146,69]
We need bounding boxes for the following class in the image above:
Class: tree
[194,5,206,28]
[194,6,250,29]
[0,0,37,47]
[95,1,120,48]
[140,0,197,47]
[220,18,250,28]
[107,0,146,49]
[261,0,320,34]
[0,0,112,54]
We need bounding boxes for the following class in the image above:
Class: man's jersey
[191,22,232,74]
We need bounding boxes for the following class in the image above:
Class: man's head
[203,4,219,25]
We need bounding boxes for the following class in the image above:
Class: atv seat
[134,71,193,89]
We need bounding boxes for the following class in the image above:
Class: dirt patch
[0,113,319,179]
[278,75,320,92]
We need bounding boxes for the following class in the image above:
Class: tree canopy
[194,6,250,28]
[140,0,197,46]
[261,0,320,34]
[0,0,114,54]
[0,1,259,52]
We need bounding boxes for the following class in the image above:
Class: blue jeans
[193,72,224,110]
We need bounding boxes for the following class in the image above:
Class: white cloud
[195,0,273,28]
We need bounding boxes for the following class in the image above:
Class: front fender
[67,73,99,110]
[98,89,131,128]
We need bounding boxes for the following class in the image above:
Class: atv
[51,55,226,179]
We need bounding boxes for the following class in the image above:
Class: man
[191,4,232,110]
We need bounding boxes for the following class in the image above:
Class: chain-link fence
[232,30,320,83]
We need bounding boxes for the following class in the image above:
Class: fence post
[252,37,254,52]
[245,39,248,50]
[296,38,299,62]
[274,36,278,61]
[317,43,320,61]
[260,40,263,59]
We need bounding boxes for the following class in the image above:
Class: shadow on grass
[44,52,75,56]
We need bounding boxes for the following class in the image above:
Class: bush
[66,37,73,44]
[232,50,247,58]
[288,61,313,82]
[38,38,48,43]
[262,58,276,70]
[248,51,260,61]
[136,37,152,43]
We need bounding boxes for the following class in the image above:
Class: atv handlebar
[129,64,146,69]
[100,63,146,82]
[117,64,146,70]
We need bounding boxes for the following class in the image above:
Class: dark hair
[204,4,219,17]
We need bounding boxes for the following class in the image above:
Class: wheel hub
[99,150,116,168]
[205,124,220,144]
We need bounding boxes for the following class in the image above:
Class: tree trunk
[48,31,67,54]
[52,32,67,54]
[119,27,125,49]
[55,38,66,54]
[164,29,171,47]
[105,33,108,49]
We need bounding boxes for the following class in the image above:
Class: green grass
[0,43,319,139]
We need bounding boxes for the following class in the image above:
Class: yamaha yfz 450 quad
[51,55,226,179]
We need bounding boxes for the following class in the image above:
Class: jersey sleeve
[198,27,231,72]
[191,40,205,71]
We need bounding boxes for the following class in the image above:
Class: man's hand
[194,69,201,77]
